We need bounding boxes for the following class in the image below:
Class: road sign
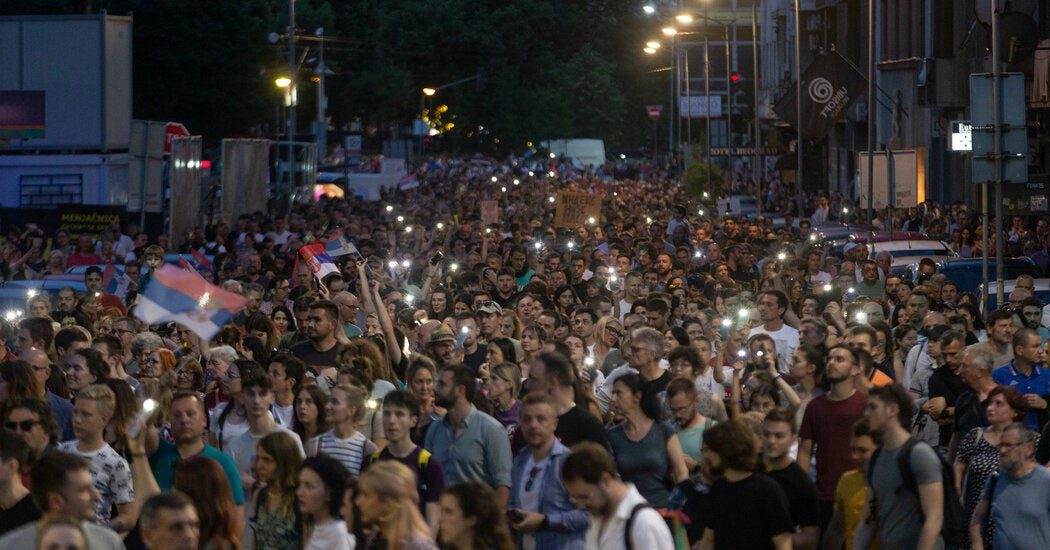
[950,121,972,151]
[344,134,362,166]
[164,122,190,154]
[646,105,663,121]
[970,73,1027,184]
[678,96,722,118]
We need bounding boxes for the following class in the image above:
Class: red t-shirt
[799,390,868,501]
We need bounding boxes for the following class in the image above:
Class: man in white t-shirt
[562,442,674,550]
[58,385,134,530]
[748,290,800,373]
[225,370,304,494]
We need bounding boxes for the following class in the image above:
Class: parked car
[918,258,1041,294]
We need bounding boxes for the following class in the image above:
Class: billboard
[0,91,45,139]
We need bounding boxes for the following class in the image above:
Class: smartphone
[454,326,470,349]
[430,251,444,266]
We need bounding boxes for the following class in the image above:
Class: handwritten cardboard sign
[480,201,500,225]
[553,192,602,228]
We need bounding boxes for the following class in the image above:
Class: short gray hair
[963,346,996,374]
[131,332,164,356]
[209,345,238,364]
[631,327,665,358]
[1003,422,1037,444]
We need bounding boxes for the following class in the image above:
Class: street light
[675,14,694,23]
[646,41,661,49]
[274,77,291,88]
[643,5,656,14]
[422,87,436,96]
[643,47,657,55]
[661,27,677,36]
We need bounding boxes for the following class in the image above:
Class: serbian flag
[299,243,339,282]
[102,263,130,299]
[135,264,247,340]
[325,234,359,258]
[190,249,213,272]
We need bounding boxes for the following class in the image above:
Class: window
[20,175,83,207]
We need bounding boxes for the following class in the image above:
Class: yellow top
[834,469,879,550]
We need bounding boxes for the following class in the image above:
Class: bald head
[19,347,51,386]
[415,320,441,351]
[923,312,948,331]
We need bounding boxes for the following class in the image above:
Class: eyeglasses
[997,441,1027,450]
[5,420,39,432]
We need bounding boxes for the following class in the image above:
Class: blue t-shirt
[992,362,1050,428]
[984,466,1050,550]
[148,439,245,505]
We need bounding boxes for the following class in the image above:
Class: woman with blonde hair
[340,338,397,397]
[485,362,522,436]
[592,315,623,370]
[356,461,437,550]
[26,294,52,319]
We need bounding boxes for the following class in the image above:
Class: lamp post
[794,0,804,221]
[419,87,435,160]
[287,0,297,204]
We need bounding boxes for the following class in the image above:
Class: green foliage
[2,0,660,150]
[684,161,723,200]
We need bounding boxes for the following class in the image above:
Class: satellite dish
[268,32,281,44]
[999,12,1038,62]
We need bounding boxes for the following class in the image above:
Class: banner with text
[773,51,867,141]
[553,192,602,228]
[679,95,722,118]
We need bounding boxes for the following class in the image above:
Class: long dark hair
[441,483,514,550]
[292,384,330,441]
[300,455,350,521]
[613,372,660,421]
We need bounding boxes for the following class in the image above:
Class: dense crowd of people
[0,154,1049,549]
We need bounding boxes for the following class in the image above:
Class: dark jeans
[818,499,835,545]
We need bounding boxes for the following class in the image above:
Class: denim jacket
[509,440,589,550]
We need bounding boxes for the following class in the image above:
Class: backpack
[370,447,432,495]
[866,438,966,546]
[624,502,651,550]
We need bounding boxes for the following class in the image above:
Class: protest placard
[480,200,500,225]
[553,192,602,228]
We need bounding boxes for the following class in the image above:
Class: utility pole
[866,0,875,226]
[991,0,1004,306]
[752,2,762,212]
[794,0,804,221]
[287,0,297,206]
[315,27,327,164]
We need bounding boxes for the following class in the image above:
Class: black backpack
[624,502,652,550]
[866,438,966,546]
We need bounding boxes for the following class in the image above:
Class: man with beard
[290,300,343,376]
[1019,297,1050,342]
[968,423,1050,549]
[665,378,713,475]
[425,364,512,504]
[51,287,86,327]
[798,345,868,533]
[562,442,674,549]
[653,252,674,289]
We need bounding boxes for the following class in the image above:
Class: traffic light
[729,73,742,84]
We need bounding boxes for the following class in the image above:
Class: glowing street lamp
[646,41,661,49]
[422,87,436,96]
[675,14,694,23]
[274,77,291,88]
[643,5,656,15]
[661,27,677,36]
[643,47,657,54]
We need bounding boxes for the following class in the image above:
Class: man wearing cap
[477,301,503,343]
[427,324,457,368]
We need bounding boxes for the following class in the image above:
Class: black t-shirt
[928,366,968,446]
[0,493,41,535]
[556,405,609,449]
[765,462,819,529]
[643,370,673,421]
[462,347,487,375]
[953,390,989,438]
[696,473,794,550]
[290,340,343,371]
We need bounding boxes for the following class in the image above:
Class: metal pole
[287,0,296,207]
[982,182,989,316]
[675,41,683,171]
[316,29,326,164]
[794,0,804,220]
[418,93,425,161]
[887,147,895,231]
[753,3,762,212]
[992,0,1004,306]
[705,37,711,187]
[668,39,675,170]
[685,47,692,155]
[866,0,876,227]
[725,27,733,190]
